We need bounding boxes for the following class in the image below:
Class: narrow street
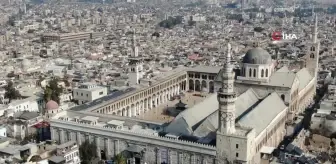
[276,85,328,152]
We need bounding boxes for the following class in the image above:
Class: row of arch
[104,82,187,117]
[95,75,188,114]
[51,128,213,162]
[188,80,214,93]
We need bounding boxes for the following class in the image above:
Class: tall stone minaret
[305,14,319,78]
[216,43,237,164]
[217,43,236,135]
[133,29,139,57]
[312,14,318,44]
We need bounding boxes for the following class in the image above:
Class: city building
[49,33,318,163]
[72,83,108,105]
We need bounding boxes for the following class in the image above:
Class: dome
[21,59,30,68]
[46,100,59,110]
[242,47,272,64]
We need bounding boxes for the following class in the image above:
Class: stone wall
[50,119,216,164]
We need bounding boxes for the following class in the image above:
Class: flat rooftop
[54,110,164,136]
[70,87,136,111]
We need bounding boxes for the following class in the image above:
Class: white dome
[21,59,31,69]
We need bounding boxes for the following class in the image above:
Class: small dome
[21,59,30,68]
[46,100,59,110]
[242,47,272,64]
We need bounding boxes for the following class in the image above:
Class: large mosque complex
[48,17,319,164]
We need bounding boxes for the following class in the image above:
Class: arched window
[249,68,252,77]
[311,46,315,52]
[310,53,315,58]
[253,69,256,77]
[261,69,264,77]
[281,94,285,101]
[266,69,269,77]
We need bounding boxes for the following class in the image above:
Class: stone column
[156,148,161,164]
[132,157,135,164]
[77,132,82,145]
[148,99,152,110]
[128,108,132,117]
[96,136,101,159]
[190,154,195,164]
[138,103,141,114]
[178,152,184,164]
[186,79,190,91]
[106,138,111,159]
[142,100,148,113]
[168,150,172,164]
[60,129,65,144]
[114,140,119,156]
[88,134,92,143]
[202,156,207,164]
[69,131,74,141]
[142,150,146,164]
[177,85,180,95]
[50,127,56,141]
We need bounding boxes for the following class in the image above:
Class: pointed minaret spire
[312,14,318,43]
[133,29,136,47]
[133,29,138,57]
[223,43,232,73]
[217,43,236,135]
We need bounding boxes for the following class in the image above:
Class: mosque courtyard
[135,91,212,123]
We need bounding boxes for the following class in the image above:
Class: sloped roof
[193,92,286,137]
[277,66,290,72]
[237,92,287,135]
[296,68,313,91]
[166,88,261,136]
[268,71,297,88]
[166,94,219,135]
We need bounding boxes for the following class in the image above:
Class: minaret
[312,14,318,44]
[217,43,236,135]
[133,29,139,57]
[305,13,319,86]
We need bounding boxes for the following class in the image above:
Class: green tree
[4,81,22,102]
[43,78,63,104]
[114,154,127,164]
[79,140,97,164]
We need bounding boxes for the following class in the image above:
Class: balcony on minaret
[128,58,142,65]
[217,91,236,103]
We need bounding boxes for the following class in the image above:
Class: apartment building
[73,83,108,104]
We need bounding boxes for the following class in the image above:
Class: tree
[114,154,126,164]
[254,27,264,33]
[7,71,15,78]
[43,78,63,104]
[79,140,97,164]
[330,140,335,151]
[4,81,22,102]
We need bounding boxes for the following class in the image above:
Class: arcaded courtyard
[136,92,212,123]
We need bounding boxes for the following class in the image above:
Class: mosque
[48,17,319,164]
